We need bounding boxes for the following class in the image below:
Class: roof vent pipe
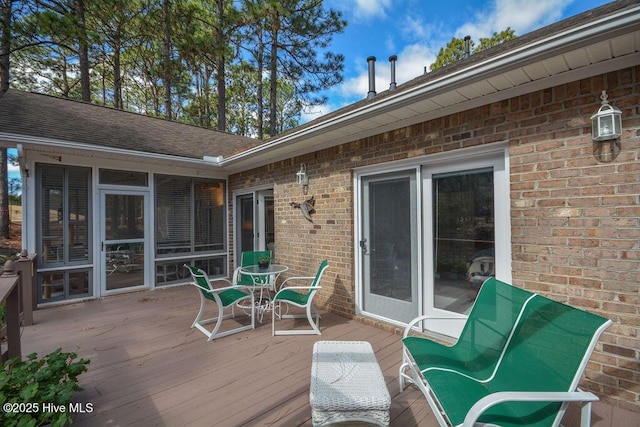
[367,56,376,99]
[389,55,397,90]
[464,35,471,59]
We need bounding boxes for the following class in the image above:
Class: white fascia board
[0,132,217,168]
[219,6,640,169]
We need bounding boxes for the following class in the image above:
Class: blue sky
[303,0,612,121]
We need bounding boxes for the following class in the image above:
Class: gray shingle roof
[0,90,261,160]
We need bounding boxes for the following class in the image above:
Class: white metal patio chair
[184,264,255,341]
[272,260,328,336]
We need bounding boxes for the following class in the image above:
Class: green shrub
[0,349,90,427]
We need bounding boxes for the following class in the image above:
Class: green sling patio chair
[400,278,534,389]
[400,278,612,427]
[232,251,274,290]
[184,264,255,341]
[271,260,328,336]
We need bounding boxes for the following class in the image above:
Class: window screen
[37,164,91,265]
[155,175,225,256]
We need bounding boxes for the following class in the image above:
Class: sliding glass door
[357,149,508,338]
[360,171,419,324]
[431,169,495,310]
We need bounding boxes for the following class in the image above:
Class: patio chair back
[236,251,272,286]
[482,296,610,425]
[184,264,216,301]
[302,259,328,301]
[418,289,611,427]
[404,278,534,379]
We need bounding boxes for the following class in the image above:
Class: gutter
[218,5,640,168]
[0,132,219,168]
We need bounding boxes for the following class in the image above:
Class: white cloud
[456,0,571,40]
[401,15,439,42]
[395,44,435,83]
[331,42,435,106]
[301,103,334,123]
[353,0,392,20]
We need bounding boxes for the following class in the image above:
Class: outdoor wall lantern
[591,90,622,162]
[296,163,309,194]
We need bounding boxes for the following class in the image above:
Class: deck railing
[0,251,38,362]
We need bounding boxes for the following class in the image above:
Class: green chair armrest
[463,391,599,427]
[274,285,321,299]
[403,313,466,338]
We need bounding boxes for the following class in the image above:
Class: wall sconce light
[296,163,309,194]
[591,90,622,162]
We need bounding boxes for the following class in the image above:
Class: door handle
[359,239,370,255]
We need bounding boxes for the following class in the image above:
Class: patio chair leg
[192,297,206,329]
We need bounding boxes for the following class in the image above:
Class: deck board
[21,285,436,426]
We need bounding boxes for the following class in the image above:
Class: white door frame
[99,189,151,296]
[354,143,511,337]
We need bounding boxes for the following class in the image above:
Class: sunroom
[0,88,261,304]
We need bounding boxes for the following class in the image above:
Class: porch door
[236,189,275,261]
[361,171,419,324]
[100,190,148,294]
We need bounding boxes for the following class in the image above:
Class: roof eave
[0,132,220,170]
[218,4,640,174]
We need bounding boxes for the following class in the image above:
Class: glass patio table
[239,264,288,322]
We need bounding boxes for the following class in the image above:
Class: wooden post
[17,250,37,326]
[0,261,22,361]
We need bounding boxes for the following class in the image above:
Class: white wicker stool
[310,341,391,426]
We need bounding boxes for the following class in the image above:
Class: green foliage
[0,349,90,427]
[430,27,516,71]
[476,28,516,51]
[258,254,270,265]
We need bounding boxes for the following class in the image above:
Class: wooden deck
[21,285,437,427]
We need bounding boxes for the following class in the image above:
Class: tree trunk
[162,0,172,120]
[0,0,11,93]
[269,24,278,137]
[216,0,226,132]
[74,0,91,102]
[0,148,9,239]
[256,25,264,140]
[113,38,122,109]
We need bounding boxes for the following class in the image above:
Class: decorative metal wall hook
[290,195,315,222]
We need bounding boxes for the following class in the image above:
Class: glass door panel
[258,191,275,258]
[361,172,418,323]
[236,190,275,264]
[432,168,495,315]
[238,194,254,254]
[102,193,147,293]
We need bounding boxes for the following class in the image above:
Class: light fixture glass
[296,163,309,186]
[591,90,622,141]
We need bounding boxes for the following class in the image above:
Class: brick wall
[509,67,640,413]
[228,66,640,412]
